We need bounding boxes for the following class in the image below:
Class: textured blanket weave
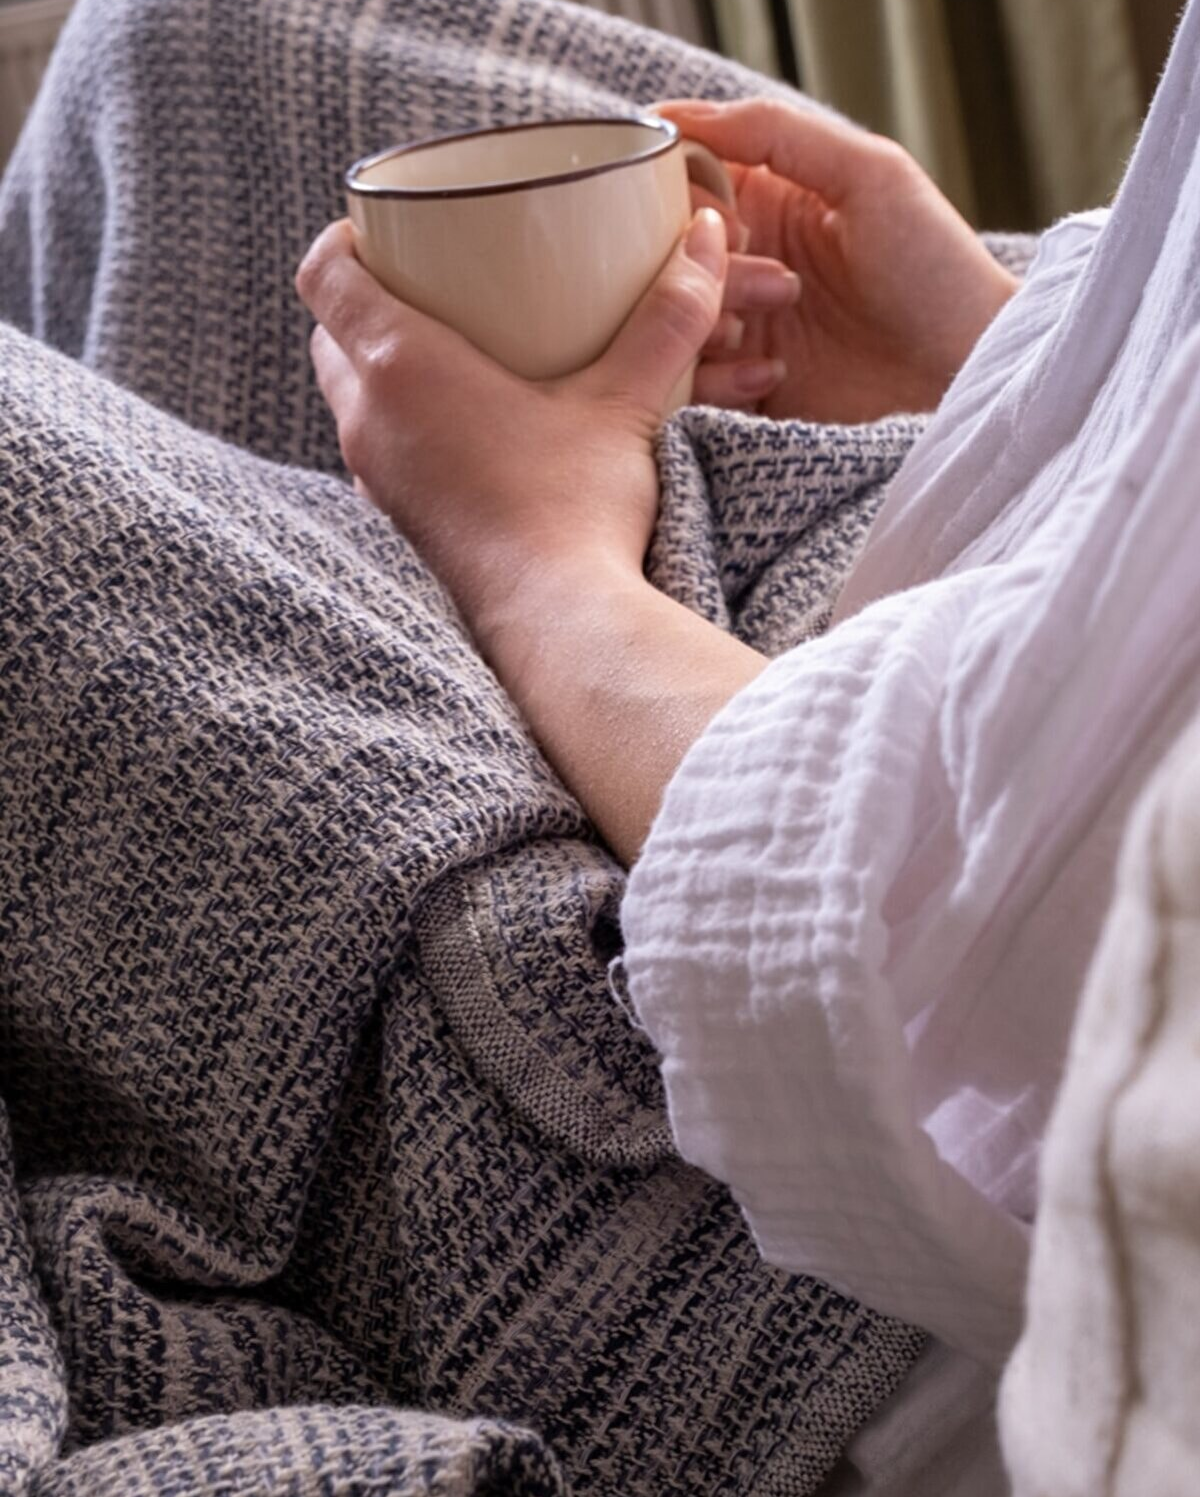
[0,1,948,1491]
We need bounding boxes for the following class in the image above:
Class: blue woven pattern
[0,1,943,1492]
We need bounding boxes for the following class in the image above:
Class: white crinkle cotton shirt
[622,0,1200,1372]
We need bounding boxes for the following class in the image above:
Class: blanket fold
[0,1,942,1491]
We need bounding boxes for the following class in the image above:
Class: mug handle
[679,139,737,212]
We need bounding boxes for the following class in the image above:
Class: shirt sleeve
[621,323,1200,1367]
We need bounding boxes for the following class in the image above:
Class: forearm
[298,207,765,837]
[476,556,767,867]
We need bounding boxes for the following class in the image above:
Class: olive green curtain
[710,0,1184,230]
[709,0,783,81]
[782,0,1184,228]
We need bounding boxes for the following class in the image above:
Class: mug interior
[350,118,672,194]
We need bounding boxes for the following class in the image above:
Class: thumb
[583,207,727,417]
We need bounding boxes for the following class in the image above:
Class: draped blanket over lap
[0,1,941,1492]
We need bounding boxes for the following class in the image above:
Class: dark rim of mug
[344,115,681,200]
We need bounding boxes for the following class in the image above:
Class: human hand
[657,98,1020,423]
[297,209,767,865]
[295,209,729,650]
[682,180,803,412]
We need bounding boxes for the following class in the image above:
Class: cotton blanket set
[14,0,1194,1489]
[0,1,957,1491]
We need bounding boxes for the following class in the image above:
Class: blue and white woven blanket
[0,0,979,1491]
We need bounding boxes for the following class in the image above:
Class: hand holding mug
[297,207,731,648]
[300,119,796,866]
[298,206,766,868]
[349,117,716,410]
[657,97,1021,423]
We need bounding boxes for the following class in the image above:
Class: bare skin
[296,99,1019,865]
[657,99,1019,422]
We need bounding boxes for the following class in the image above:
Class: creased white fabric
[622,0,1200,1367]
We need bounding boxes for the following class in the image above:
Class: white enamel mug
[345,115,735,409]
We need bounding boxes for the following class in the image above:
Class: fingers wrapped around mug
[692,351,790,412]
[695,251,800,411]
[296,210,736,630]
[653,96,888,204]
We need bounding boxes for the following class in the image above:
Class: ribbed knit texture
[0,1,958,1492]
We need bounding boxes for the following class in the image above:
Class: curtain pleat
[1131,0,1187,91]
[781,0,1164,228]
[709,0,782,83]
[788,0,978,218]
[993,0,1142,221]
[0,0,75,173]
[559,3,1179,227]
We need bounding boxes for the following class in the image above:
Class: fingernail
[746,265,801,308]
[673,100,721,116]
[717,315,745,352]
[735,221,752,253]
[733,357,787,395]
[777,268,801,301]
[686,207,727,279]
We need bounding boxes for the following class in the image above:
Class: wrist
[470,548,765,863]
[945,261,1021,371]
[467,544,651,686]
